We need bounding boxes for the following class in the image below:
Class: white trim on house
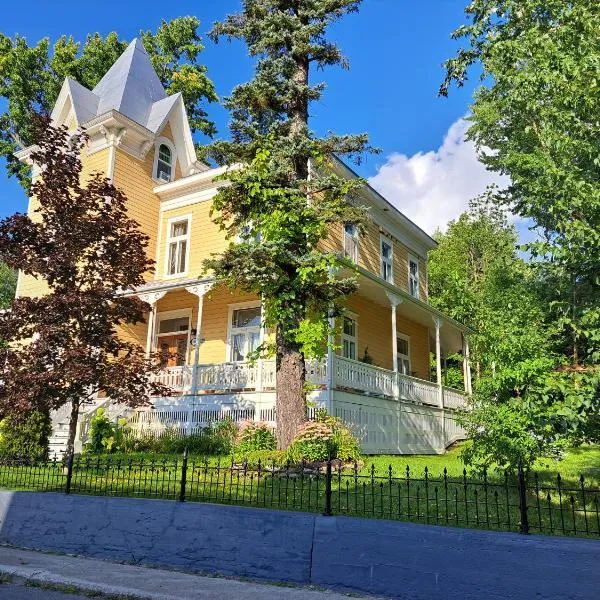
[163,213,192,279]
[380,234,394,284]
[226,301,262,362]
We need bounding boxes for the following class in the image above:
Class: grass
[0,445,598,538]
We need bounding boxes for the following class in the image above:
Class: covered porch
[128,269,471,409]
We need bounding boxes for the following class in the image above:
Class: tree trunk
[275,324,307,448]
[64,398,80,458]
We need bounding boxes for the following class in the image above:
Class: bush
[287,412,361,463]
[235,421,277,454]
[232,448,286,466]
[0,410,52,460]
[85,408,129,454]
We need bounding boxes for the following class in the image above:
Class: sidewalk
[0,546,381,600]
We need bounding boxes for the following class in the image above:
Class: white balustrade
[442,386,468,410]
[151,366,192,393]
[148,356,466,411]
[333,356,396,397]
[397,373,440,406]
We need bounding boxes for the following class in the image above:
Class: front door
[159,334,188,368]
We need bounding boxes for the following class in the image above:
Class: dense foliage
[440,0,600,466]
[0,409,52,460]
[287,410,361,463]
[0,120,167,457]
[204,0,372,447]
[0,17,217,190]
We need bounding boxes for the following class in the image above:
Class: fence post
[179,448,188,502]
[323,456,333,516]
[65,451,74,495]
[517,461,530,534]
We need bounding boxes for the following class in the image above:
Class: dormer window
[156,144,173,182]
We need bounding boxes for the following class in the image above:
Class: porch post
[463,335,473,395]
[326,307,335,414]
[386,293,402,400]
[186,282,213,397]
[138,291,167,360]
[433,317,444,408]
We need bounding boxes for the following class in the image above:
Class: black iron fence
[0,453,598,538]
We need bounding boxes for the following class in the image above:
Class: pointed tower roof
[92,38,168,127]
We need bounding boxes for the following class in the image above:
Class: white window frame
[154,308,192,366]
[343,223,359,264]
[341,313,358,361]
[380,235,394,283]
[164,214,192,279]
[396,333,411,376]
[408,255,420,299]
[153,137,177,183]
[226,301,263,363]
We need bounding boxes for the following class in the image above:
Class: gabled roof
[51,38,182,135]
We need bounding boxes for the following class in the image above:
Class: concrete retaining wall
[0,491,598,599]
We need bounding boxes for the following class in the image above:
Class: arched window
[156,143,173,182]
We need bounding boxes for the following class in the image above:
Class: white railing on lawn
[150,356,466,410]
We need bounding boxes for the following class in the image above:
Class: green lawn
[363,444,600,486]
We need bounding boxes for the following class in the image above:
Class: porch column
[186,282,213,397]
[433,316,444,408]
[326,307,335,413]
[463,335,473,395]
[138,291,167,359]
[386,292,402,399]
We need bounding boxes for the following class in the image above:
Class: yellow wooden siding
[112,149,160,280]
[342,294,430,381]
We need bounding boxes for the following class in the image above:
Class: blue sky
[0,0,508,236]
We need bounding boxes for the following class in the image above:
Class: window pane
[159,317,190,334]
[381,241,392,259]
[157,160,172,181]
[171,220,188,237]
[168,242,177,275]
[409,260,418,276]
[159,145,172,163]
[231,334,245,361]
[397,338,409,356]
[349,341,356,360]
[232,307,261,328]
[248,331,260,354]
[178,240,187,273]
[343,317,355,336]
[344,223,356,237]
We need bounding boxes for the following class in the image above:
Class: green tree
[0,261,16,308]
[205,1,373,447]
[441,0,600,368]
[441,0,600,465]
[0,17,218,190]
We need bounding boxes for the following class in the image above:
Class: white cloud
[368,118,509,236]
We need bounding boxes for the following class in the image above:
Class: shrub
[85,408,129,454]
[286,412,361,463]
[0,409,52,460]
[235,421,277,454]
[232,448,286,466]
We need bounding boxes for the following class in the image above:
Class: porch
[149,355,466,411]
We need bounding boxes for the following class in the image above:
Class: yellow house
[16,40,472,455]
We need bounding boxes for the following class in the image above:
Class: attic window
[156,144,173,182]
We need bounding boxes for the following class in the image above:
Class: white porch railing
[333,356,396,397]
[150,356,466,409]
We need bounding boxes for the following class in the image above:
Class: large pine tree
[205,0,372,447]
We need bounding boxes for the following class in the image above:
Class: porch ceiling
[345,267,472,354]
